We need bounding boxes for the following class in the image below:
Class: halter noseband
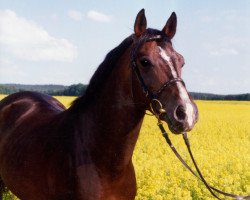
[131,34,185,115]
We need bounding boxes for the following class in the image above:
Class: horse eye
[140,58,152,68]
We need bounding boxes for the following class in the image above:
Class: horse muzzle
[160,102,198,134]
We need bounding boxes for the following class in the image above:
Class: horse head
[132,9,198,134]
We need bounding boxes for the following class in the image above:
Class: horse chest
[76,164,136,200]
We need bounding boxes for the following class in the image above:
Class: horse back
[0,91,65,133]
[0,92,76,199]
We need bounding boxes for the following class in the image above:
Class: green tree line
[0,83,87,96]
[190,92,250,101]
[0,84,249,100]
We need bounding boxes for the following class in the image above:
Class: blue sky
[0,0,249,94]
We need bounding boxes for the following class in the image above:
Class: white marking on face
[176,82,189,101]
[158,46,195,127]
[158,46,177,78]
[177,82,194,126]
[186,103,195,127]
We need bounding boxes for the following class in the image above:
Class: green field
[0,95,249,200]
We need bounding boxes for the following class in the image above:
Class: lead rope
[182,132,250,200]
[157,121,250,199]
[150,101,250,200]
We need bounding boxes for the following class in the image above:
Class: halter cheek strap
[131,61,153,99]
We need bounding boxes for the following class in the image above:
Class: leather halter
[131,34,184,102]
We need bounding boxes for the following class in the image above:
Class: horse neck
[73,48,146,174]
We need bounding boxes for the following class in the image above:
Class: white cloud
[50,13,59,21]
[200,15,214,23]
[209,48,238,56]
[87,10,112,23]
[203,36,250,57]
[67,10,83,21]
[221,10,238,21]
[0,58,28,83]
[0,10,78,62]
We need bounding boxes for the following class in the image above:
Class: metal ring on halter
[150,99,166,118]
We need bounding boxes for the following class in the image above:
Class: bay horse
[0,9,198,200]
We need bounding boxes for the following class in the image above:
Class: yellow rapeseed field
[0,95,249,200]
[134,101,250,200]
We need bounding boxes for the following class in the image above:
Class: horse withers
[0,9,198,200]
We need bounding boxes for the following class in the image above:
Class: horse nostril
[175,105,186,121]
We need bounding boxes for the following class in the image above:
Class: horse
[0,9,198,200]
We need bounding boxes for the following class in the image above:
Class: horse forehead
[158,44,184,63]
[138,41,165,57]
[158,42,175,54]
[139,41,157,53]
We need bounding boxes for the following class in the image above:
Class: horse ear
[134,9,147,37]
[162,12,177,39]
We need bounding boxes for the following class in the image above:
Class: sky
[0,0,249,94]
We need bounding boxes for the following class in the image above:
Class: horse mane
[70,35,134,111]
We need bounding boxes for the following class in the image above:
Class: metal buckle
[150,98,166,119]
